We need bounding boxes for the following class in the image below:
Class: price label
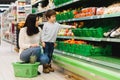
[73,54,75,56]
[86,58,90,60]
[67,53,70,55]
[90,16,93,19]
[68,19,71,22]
[106,38,110,41]
[101,15,104,18]
[62,52,65,54]
[92,38,95,40]
[72,18,75,21]
[97,15,100,18]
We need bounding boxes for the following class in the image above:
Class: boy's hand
[42,42,46,48]
[54,43,57,47]
[71,26,76,29]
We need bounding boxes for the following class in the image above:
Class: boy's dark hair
[24,14,39,36]
[45,10,56,19]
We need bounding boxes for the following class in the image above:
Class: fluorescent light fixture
[0,4,10,11]
[0,4,10,6]
[0,4,10,7]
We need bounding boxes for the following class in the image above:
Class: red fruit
[73,10,78,15]
[64,33,67,36]
[65,29,69,33]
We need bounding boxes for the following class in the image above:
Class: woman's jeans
[20,46,48,64]
[43,42,54,64]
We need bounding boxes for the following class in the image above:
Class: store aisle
[0,41,67,80]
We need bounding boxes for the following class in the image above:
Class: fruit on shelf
[65,28,69,33]
[78,22,84,28]
[64,39,87,44]
[81,7,96,15]
[56,11,60,14]
[73,22,84,28]
[58,28,74,36]
[104,3,120,14]
[73,10,78,15]
[96,7,105,15]
[67,29,74,36]
[63,10,67,13]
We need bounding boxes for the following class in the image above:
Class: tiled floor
[0,41,67,80]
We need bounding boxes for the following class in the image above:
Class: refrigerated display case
[32,0,120,79]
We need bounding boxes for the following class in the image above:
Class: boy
[41,10,75,73]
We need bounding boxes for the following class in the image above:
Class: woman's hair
[24,14,39,36]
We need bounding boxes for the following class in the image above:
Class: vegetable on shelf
[58,28,74,36]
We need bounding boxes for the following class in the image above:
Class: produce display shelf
[54,49,120,69]
[57,36,120,43]
[57,36,102,41]
[102,38,120,43]
[32,0,120,79]
[89,56,120,66]
[53,53,120,80]
[58,13,120,23]
[36,0,80,15]
[54,0,79,9]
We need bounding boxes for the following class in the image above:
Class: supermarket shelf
[57,36,120,42]
[54,49,120,69]
[36,0,80,15]
[53,59,98,80]
[57,36,102,41]
[102,38,120,43]
[32,0,43,7]
[53,53,120,80]
[54,0,79,9]
[58,16,98,23]
[58,13,120,23]
[2,39,16,45]
[101,12,120,18]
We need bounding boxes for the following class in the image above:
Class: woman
[19,14,49,74]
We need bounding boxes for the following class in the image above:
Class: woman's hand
[30,44,39,47]
[42,42,46,48]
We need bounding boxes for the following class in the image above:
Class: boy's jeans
[20,46,41,63]
[43,42,54,64]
